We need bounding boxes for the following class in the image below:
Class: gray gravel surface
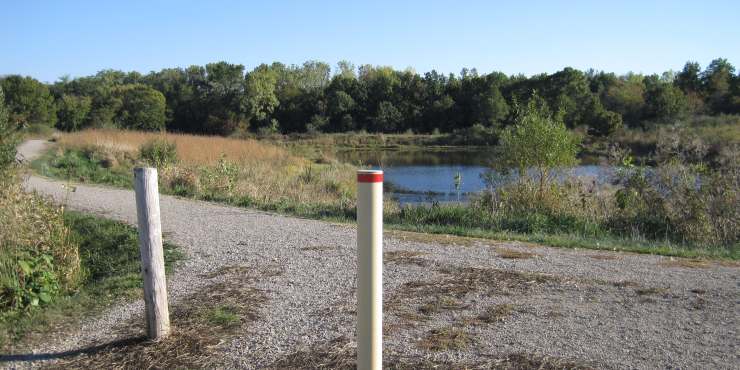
[5,140,739,369]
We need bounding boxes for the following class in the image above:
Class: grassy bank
[33,129,738,260]
[1,211,182,350]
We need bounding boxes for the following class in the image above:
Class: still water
[335,149,614,205]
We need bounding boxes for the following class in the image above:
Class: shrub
[199,155,239,198]
[162,167,200,197]
[496,95,580,193]
[140,138,178,168]
[609,139,739,248]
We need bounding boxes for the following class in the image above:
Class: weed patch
[384,250,428,266]
[635,287,669,296]
[658,259,710,269]
[477,304,515,323]
[418,327,475,351]
[496,248,539,259]
[52,268,267,369]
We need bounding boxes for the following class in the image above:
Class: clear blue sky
[2,0,738,82]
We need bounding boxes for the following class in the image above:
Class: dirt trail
[5,140,739,369]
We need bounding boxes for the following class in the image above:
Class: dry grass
[266,336,356,370]
[57,129,291,166]
[301,245,340,252]
[612,280,639,288]
[418,296,468,315]
[51,266,267,369]
[387,266,557,325]
[54,129,359,214]
[477,304,515,323]
[496,248,539,259]
[635,287,669,296]
[384,250,429,266]
[387,230,484,247]
[588,254,620,261]
[658,258,710,269]
[418,327,475,351]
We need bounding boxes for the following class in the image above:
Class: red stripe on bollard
[358,173,384,183]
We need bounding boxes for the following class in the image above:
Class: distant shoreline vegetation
[1,58,738,139]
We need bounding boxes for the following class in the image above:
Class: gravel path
[5,140,739,369]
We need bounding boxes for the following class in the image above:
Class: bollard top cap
[357,169,383,183]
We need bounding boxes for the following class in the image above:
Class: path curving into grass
[7,140,740,369]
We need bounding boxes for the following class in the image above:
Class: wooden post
[357,170,383,370]
[134,167,170,340]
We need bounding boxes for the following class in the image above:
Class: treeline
[1,58,738,136]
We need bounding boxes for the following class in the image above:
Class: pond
[334,149,615,205]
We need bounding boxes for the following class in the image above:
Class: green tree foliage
[701,58,736,113]
[114,84,166,131]
[245,64,279,131]
[372,101,403,131]
[676,62,702,94]
[2,58,737,136]
[598,73,645,125]
[0,86,18,173]
[643,75,688,122]
[56,95,92,131]
[587,103,623,137]
[497,95,580,192]
[0,76,57,127]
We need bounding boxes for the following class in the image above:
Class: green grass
[33,149,133,188]
[204,305,240,328]
[0,211,183,350]
[386,222,738,260]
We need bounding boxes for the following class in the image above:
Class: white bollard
[356,169,383,370]
[134,167,171,340]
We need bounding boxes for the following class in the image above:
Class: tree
[602,74,645,126]
[336,60,356,79]
[114,84,166,131]
[643,75,688,122]
[475,84,509,127]
[676,62,702,94]
[0,75,57,127]
[587,104,623,137]
[0,86,17,172]
[372,101,402,132]
[201,62,248,135]
[496,96,580,193]
[56,95,92,131]
[702,58,735,113]
[245,64,279,130]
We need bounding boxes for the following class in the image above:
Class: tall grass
[46,129,359,219]
[58,129,293,165]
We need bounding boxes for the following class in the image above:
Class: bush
[609,139,739,247]
[139,138,177,168]
[199,155,239,198]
